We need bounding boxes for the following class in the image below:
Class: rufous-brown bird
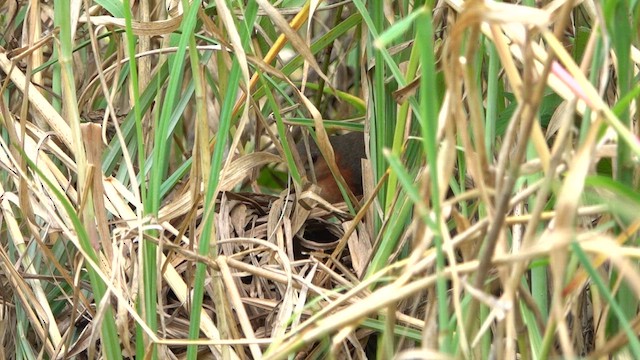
[297,132,366,203]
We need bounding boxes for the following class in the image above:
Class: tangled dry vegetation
[1,0,640,359]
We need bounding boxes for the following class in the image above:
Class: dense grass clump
[0,0,639,358]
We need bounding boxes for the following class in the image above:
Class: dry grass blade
[80,15,183,36]
[0,52,72,147]
[255,0,332,88]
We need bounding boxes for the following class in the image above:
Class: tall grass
[0,0,640,358]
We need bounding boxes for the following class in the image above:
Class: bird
[296,132,366,203]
